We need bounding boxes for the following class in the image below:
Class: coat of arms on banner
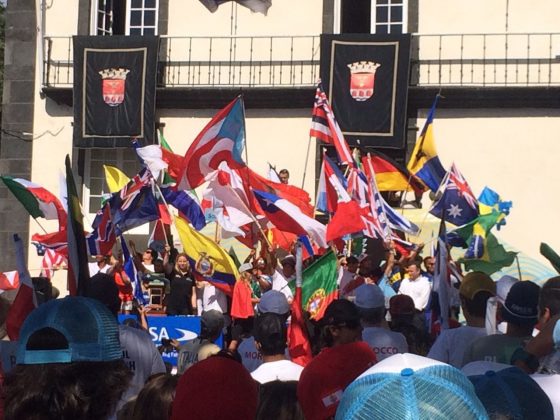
[347,61,381,101]
[99,68,130,106]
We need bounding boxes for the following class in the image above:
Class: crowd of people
[2,237,560,420]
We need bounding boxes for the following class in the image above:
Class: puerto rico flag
[177,96,246,190]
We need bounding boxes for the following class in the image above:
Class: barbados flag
[407,96,446,192]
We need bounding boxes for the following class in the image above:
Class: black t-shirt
[166,271,194,315]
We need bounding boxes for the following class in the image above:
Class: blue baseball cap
[17,296,122,365]
[468,367,553,420]
[336,353,487,420]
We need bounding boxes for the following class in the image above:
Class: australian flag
[109,185,160,235]
[430,163,479,226]
[108,168,159,235]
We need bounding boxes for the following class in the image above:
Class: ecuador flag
[175,216,238,295]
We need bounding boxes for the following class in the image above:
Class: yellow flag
[175,217,239,283]
[103,165,130,193]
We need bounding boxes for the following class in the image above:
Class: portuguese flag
[1,176,66,226]
[301,251,339,320]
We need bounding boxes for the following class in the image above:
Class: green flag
[228,246,241,268]
[459,233,517,275]
[540,243,560,274]
[301,251,339,320]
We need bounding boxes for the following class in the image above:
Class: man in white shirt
[272,255,296,302]
[398,261,431,311]
[339,256,360,299]
[354,283,408,360]
[88,254,111,276]
[198,281,228,314]
[428,271,496,368]
[251,312,303,383]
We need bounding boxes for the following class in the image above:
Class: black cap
[502,281,540,326]
[322,299,361,327]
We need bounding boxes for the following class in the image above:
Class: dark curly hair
[3,360,132,420]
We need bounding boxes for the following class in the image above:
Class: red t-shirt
[114,271,133,302]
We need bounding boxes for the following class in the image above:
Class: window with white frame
[127,0,159,35]
[90,0,159,36]
[94,0,114,35]
[83,149,141,226]
[371,0,407,34]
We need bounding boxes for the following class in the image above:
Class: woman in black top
[165,252,196,316]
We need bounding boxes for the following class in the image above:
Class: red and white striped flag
[309,84,354,165]
[41,249,67,279]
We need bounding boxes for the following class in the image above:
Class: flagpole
[295,240,303,287]
[152,182,173,247]
[241,95,249,166]
[301,135,313,189]
[515,255,523,281]
[32,218,50,235]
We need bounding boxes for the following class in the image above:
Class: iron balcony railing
[42,32,560,89]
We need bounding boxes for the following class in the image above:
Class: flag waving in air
[65,155,90,296]
[430,163,479,226]
[175,216,239,295]
[1,176,67,227]
[253,189,327,248]
[178,96,246,190]
[321,154,365,241]
[407,95,446,192]
[309,83,354,165]
[301,251,339,320]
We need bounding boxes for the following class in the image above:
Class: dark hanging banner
[320,34,411,149]
[73,36,160,148]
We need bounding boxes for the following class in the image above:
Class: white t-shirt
[531,373,560,420]
[339,269,357,299]
[118,325,166,404]
[238,336,263,372]
[398,276,431,310]
[88,262,110,277]
[427,325,487,368]
[272,270,294,301]
[251,359,303,384]
[201,283,228,313]
[361,326,408,361]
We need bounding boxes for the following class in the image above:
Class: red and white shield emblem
[98,68,130,107]
[347,61,381,102]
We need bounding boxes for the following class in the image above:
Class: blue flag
[109,185,160,235]
[160,187,206,231]
[120,236,148,306]
[430,164,479,226]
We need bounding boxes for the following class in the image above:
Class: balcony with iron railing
[42,32,560,107]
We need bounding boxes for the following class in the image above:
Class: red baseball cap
[297,341,376,420]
